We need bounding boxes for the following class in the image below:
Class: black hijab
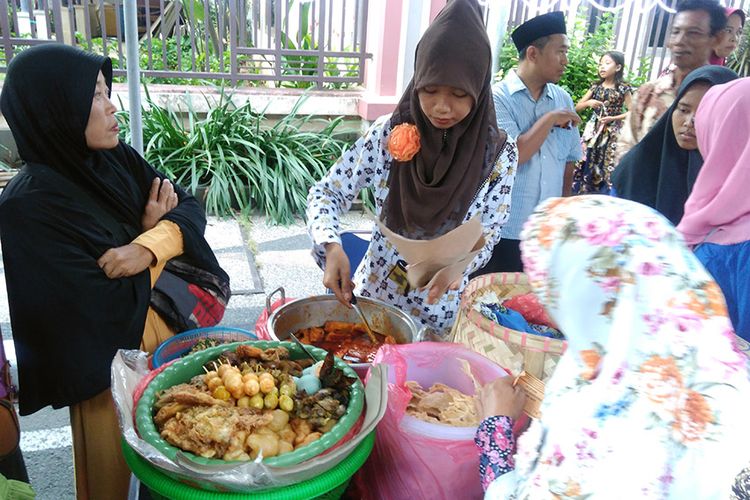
[382,0,505,239]
[0,44,227,414]
[612,66,738,225]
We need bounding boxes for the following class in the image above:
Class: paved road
[2,213,369,499]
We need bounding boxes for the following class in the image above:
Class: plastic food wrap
[356,343,519,500]
[110,349,387,492]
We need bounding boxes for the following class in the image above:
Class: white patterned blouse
[306,115,518,334]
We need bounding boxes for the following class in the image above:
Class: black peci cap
[511,11,567,52]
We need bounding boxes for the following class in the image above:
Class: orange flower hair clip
[388,123,421,162]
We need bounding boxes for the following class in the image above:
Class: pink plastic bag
[356,342,518,500]
[254,297,296,340]
[503,291,559,329]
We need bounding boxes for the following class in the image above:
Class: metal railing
[0,0,369,88]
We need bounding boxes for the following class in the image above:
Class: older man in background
[615,0,726,163]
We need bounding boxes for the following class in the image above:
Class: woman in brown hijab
[306,0,517,335]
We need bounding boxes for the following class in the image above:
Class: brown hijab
[382,0,505,239]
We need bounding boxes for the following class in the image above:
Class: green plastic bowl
[122,432,374,499]
[135,340,365,468]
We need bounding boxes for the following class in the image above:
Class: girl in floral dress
[475,195,750,498]
[572,51,632,194]
[306,0,517,335]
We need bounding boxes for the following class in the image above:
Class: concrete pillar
[357,0,406,120]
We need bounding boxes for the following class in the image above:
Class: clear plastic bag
[356,343,513,500]
[111,349,387,492]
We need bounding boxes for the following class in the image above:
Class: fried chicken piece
[262,359,304,376]
[235,345,264,360]
[259,346,289,361]
[154,383,230,410]
[159,405,273,459]
[236,345,290,362]
[290,418,313,446]
[154,402,189,427]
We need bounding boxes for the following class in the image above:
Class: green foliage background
[496,12,651,125]
[117,88,353,224]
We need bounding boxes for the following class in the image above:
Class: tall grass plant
[117,87,351,224]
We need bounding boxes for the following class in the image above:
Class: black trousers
[471,238,523,278]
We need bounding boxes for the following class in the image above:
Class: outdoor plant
[70,0,359,89]
[81,33,236,85]
[276,0,360,89]
[117,86,352,224]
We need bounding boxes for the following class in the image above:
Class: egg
[296,374,321,395]
[302,360,325,377]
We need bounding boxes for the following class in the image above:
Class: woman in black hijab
[306,0,517,335]
[0,44,228,498]
[611,65,737,225]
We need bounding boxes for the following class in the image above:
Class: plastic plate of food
[135,340,365,468]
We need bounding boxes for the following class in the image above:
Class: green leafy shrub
[117,87,352,223]
[80,34,236,85]
[276,1,360,89]
[77,6,359,90]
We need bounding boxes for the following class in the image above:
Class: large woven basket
[450,272,566,381]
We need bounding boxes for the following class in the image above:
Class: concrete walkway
[0,211,371,500]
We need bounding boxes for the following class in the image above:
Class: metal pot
[265,287,421,373]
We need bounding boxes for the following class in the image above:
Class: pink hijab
[677,78,750,246]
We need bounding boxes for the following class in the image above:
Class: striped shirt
[493,70,582,240]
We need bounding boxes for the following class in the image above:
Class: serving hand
[323,242,354,307]
[425,277,461,305]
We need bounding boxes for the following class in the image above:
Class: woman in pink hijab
[677,78,750,341]
[710,8,745,66]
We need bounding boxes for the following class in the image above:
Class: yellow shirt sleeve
[132,220,184,267]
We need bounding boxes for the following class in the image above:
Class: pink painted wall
[357,0,448,120]
[357,0,406,120]
[429,0,447,22]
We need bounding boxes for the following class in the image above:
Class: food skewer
[349,295,379,345]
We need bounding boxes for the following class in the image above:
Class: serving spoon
[350,295,379,345]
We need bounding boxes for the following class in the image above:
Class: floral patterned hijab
[487,195,750,499]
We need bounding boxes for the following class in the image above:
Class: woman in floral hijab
[482,195,750,499]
